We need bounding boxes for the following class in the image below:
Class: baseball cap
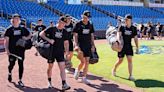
[59,16,67,23]
[38,19,42,21]
[83,10,91,18]
[12,14,21,18]
[125,14,132,19]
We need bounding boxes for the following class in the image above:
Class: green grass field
[72,40,164,92]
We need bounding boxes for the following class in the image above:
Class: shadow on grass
[134,79,164,88]
[114,75,129,81]
[114,76,164,88]
[87,75,133,92]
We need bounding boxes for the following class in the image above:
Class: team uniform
[65,23,74,51]
[4,25,30,82]
[118,25,137,58]
[73,20,95,57]
[140,24,144,34]
[156,25,163,34]
[44,26,69,63]
[34,25,46,32]
[147,25,153,36]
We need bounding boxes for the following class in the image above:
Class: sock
[19,79,22,82]
[62,80,66,85]
[48,78,51,82]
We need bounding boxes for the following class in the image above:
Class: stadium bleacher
[0,0,59,27]
[95,5,164,23]
[47,1,117,30]
[156,7,164,12]
[0,0,163,31]
[0,17,10,28]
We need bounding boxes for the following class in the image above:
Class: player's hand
[74,46,79,52]
[65,51,69,57]
[49,39,55,45]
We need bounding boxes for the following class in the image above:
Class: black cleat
[18,81,25,87]
[62,83,71,91]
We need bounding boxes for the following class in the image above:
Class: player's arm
[22,28,32,40]
[117,26,122,43]
[64,40,69,56]
[134,27,139,53]
[134,35,138,50]
[4,36,10,55]
[91,24,96,51]
[39,29,54,45]
[73,23,79,49]
[73,33,78,47]
[91,33,95,47]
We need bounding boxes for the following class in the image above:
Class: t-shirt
[44,26,69,54]
[65,23,73,40]
[73,21,95,48]
[4,25,30,54]
[119,25,137,47]
[159,25,163,32]
[147,25,154,33]
[34,25,46,32]
[141,24,144,32]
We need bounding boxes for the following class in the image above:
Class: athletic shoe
[18,81,24,87]
[65,69,70,74]
[74,69,80,80]
[82,77,91,85]
[128,76,135,81]
[62,83,71,90]
[8,73,12,82]
[48,82,53,88]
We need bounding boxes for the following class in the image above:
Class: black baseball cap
[12,13,21,18]
[38,19,42,21]
[125,14,132,19]
[83,10,91,18]
[59,16,67,23]
[50,21,53,23]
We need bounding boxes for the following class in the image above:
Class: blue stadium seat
[47,1,117,30]
[0,17,10,28]
[95,5,164,24]
[0,0,59,27]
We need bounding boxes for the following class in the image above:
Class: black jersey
[44,26,69,54]
[4,26,30,54]
[73,21,95,48]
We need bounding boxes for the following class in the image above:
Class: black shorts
[47,53,65,63]
[148,31,151,34]
[158,31,162,34]
[69,40,73,52]
[118,46,133,58]
[143,31,147,35]
[80,46,91,57]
